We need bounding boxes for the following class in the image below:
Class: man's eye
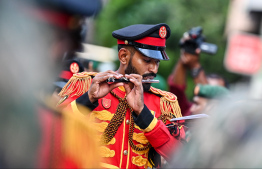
[144,59,151,63]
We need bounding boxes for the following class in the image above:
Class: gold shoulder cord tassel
[149,87,182,120]
[59,72,98,98]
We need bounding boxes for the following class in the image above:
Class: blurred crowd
[1,0,262,168]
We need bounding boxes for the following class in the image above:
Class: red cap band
[117,37,166,47]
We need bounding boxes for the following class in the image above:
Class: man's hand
[123,74,144,115]
[88,70,124,103]
[180,49,201,70]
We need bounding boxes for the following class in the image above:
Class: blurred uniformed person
[30,1,102,168]
[0,0,102,168]
[58,23,186,168]
[190,84,230,115]
[169,92,262,168]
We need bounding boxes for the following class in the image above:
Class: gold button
[123,150,128,155]
[126,119,130,125]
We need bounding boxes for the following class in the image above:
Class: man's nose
[149,62,158,73]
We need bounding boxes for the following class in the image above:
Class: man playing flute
[58,23,185,168]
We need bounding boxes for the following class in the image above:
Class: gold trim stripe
[134,124,142,130]
[126,113,132,169]
[126,139,130,169]
[133,109,154,131]
[143,117,158,132]
[119,117,126,168]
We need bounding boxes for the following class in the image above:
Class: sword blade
[170,114,209,122]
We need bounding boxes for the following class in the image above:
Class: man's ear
[118,48,130,65]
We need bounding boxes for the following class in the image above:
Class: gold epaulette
[59,72,98,98]
[149,86,182,118]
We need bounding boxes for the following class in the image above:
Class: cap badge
[102,98,111,109]
[70,62,79,74]
[159,26,167,39]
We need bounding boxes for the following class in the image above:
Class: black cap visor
[135,47,169,60]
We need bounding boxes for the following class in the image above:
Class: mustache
[142,73,156,78]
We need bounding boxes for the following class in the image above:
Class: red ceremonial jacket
[58,72,185,169]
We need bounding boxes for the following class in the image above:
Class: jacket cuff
[76,92,98,110]
[132,105,154,130]
[144,121,170,148]
[143,117,158,132]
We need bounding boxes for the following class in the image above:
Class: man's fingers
[125,74,142,81]
[125,74,142,86]
[94,71,123,83]
[123,83,131,94]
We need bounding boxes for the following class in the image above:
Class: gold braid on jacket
[101,91,152,152]
[101,91,128,144]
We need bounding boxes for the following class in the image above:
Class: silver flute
[141,79,159,83]
[106,77,159,83]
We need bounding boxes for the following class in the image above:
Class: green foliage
[94,0,241,100]
[95,0,171,47]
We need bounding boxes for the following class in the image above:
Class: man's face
[190,96,208,115]
[207,77,225,87]
[125,50,160,92]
